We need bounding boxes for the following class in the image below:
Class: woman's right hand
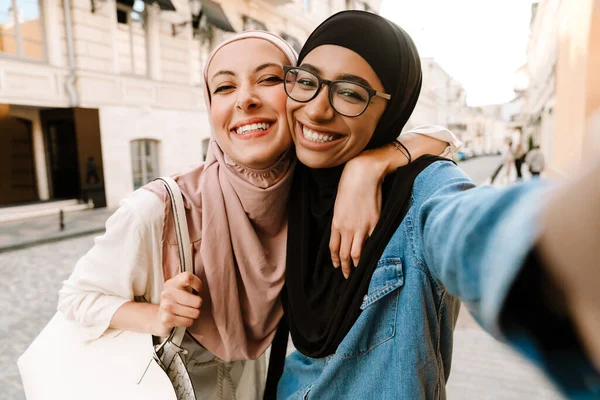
[153,272,203,337]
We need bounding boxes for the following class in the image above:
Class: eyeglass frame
[282,65,392,117]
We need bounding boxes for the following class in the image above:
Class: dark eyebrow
[337,74,372,88]
[255,63,283,73]
[299,63,322,75]
[211,63,281,84]
[299,63,374,88]
[210,70,235,84]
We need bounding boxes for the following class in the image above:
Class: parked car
[454,151,467,162]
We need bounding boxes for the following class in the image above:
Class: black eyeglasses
[283,65,391,117]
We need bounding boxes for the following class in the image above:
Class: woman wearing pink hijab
[58,31,457,398]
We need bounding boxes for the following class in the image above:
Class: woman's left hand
[332,149,385,278]
[331,129,450,278]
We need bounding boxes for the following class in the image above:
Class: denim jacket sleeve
[410,160,548,333]
[409,160,600,398]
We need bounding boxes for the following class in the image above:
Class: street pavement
[0,155,563,400]
[0,235,96,400]
[0,207,114,253]
[459,154,502,184]
[448,155,562,399]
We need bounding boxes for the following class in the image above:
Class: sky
[380,0,535,106]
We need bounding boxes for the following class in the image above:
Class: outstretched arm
[412,160,600,396]
[331,126,461,278]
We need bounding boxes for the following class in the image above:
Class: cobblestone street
[0,235,96,400]
[0,156,564,400]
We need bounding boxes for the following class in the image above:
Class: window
[303,0,310,13]
[0,0,44,60]
[326,0,332,15]
[130,139,159,190]
[201,137,210,160]
[280,33,301,53]
[345,0,354,10]
[116,0,147,76]
[243,15,267,31]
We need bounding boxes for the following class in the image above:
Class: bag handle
[156,177,192,349]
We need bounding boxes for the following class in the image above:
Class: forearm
[415,162,550,322]
[396,132,448,169]
[110,301,161,336]
[356,133,450,177]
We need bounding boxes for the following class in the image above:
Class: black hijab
[282,11,430,358]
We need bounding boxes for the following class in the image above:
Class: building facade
[406,57,509,154]
[521,0,559,171]
[406,58,467,132]
[0,0,381,209]
[521,0,600,177]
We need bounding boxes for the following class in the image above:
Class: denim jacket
[278,160,599,399]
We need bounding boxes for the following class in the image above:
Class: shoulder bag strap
[156,177,193,349]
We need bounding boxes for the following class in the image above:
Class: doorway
[43,112,81,199]
[0,117,38,205]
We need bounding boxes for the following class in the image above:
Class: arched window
[130,139,159,189]
[201,137,210,161]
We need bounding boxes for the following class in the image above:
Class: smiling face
[207,38,292,169]
[287,45,388,168]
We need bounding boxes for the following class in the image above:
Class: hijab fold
[145,31,298,361]
[282,11,435,358]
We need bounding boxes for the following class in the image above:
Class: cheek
[285,98,302,127]
[265,86,288,116]
[209,100,229,130]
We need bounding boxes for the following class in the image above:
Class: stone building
[0,0,381,211]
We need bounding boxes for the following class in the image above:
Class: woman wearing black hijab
[268,10,599,399]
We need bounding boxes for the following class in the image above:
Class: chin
[296,151,337,169]
[239,153,281,170]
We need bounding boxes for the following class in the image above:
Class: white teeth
[235,122,271,135]
[302,126,336,143]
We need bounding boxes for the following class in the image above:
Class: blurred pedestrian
[514,143,526,180]
[85,156,100,184]
[526,145,545,177]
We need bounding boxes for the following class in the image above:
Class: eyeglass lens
[284,68,371,117]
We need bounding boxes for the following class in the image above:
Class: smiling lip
[231,117,274,130]
[296,122,343,151]
[230,118,275,140]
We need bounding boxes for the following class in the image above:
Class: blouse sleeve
[57,189,165,340]
[405,124,462,158]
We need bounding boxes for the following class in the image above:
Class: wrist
[391,140,412,164]
[347,149,388,181]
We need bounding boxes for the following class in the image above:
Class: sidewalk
[0,207,114,253]
[483,162,535,188]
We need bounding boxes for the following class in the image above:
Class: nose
[304,84,335,122]
[236,84,261,111]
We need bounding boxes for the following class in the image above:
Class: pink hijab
[146,31,298,361]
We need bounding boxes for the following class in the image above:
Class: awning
[158,0,191,24]
[200,0,235,32]
[118,0,175,11]
[152,0,176,11]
